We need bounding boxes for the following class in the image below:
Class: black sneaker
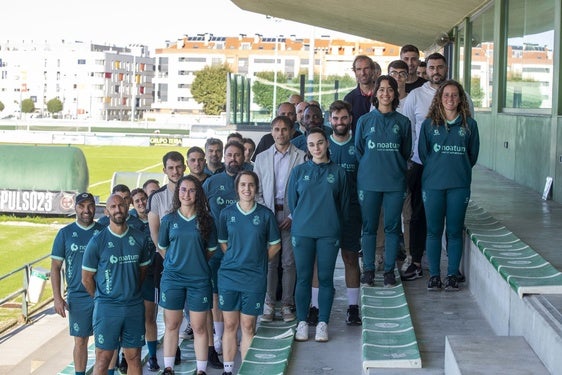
[197,372,207,375]
[118,353,128,374]
[307,306,319,326]
[401,263,423,281]
[162,367,175,375]
[346,305,361,326]
[427,276,442,291]
[175,346,181,365]
[360,270,375,286]
[208,346,223,369]
[457,272,466,283]
[180,323,194,339]
[383,271,396,287]
[147,356,160,372]
[222,372,233,375]
[444,275,460,291]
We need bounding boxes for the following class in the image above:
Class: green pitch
[0,144,188,330]
[78,145,187,202]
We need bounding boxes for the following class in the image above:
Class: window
[77,59,86,65]
[505,0,554,109]
[470,5,494,109]
[179,57,206,63]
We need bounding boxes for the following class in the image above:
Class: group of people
[50,43,479,375]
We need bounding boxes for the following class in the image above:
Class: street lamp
[272,35,283,113]
[266,15,282,114]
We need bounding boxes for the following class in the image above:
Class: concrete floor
[2,164,560,374]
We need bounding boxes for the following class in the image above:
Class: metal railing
[0,254,52,324]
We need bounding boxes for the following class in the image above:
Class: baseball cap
[75,192,95,206]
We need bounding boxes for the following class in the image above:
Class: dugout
[0,145,89,214]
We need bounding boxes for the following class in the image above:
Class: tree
[21,98,35,114]
[0,101,4,112]
[47,98,63,116]
[251,71,357,112]
[252,71,295,113]
[191,64,232,115]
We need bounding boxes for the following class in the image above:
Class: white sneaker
[315,322,329,342]
[281,305,296,322]
[261,303,274,322]
[295,321,309,341]
[401,255,412,272]
[214,335,222,355]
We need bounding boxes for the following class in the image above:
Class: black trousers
[407,162,427,263]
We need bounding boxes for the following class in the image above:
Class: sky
[1,0,360,50]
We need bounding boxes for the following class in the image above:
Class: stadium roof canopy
[231,0,489,49]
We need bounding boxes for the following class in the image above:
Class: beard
[226,162,242,175]
[110,213,126,225]
[333,124,350,137]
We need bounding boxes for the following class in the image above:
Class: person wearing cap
[51,192,105,375]
[82,194,152,375]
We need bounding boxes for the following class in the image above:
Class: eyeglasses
[179,187,197,194]
[389,71,408,79]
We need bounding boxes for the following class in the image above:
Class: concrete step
[444,335,549,375]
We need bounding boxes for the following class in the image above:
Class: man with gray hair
[344,55,381,132]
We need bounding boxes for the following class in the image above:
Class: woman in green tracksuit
[355,75,412,287]
[418,80,479,291]
[288,127,349,343]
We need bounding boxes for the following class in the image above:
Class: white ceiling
[231,0,491,50]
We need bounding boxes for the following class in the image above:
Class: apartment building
[152,33,400,115]
[0,40,154,121]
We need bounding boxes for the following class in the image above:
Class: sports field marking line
[89,163,162,188]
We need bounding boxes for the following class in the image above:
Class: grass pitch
[0,144,187,328]
[78,145,186,202]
